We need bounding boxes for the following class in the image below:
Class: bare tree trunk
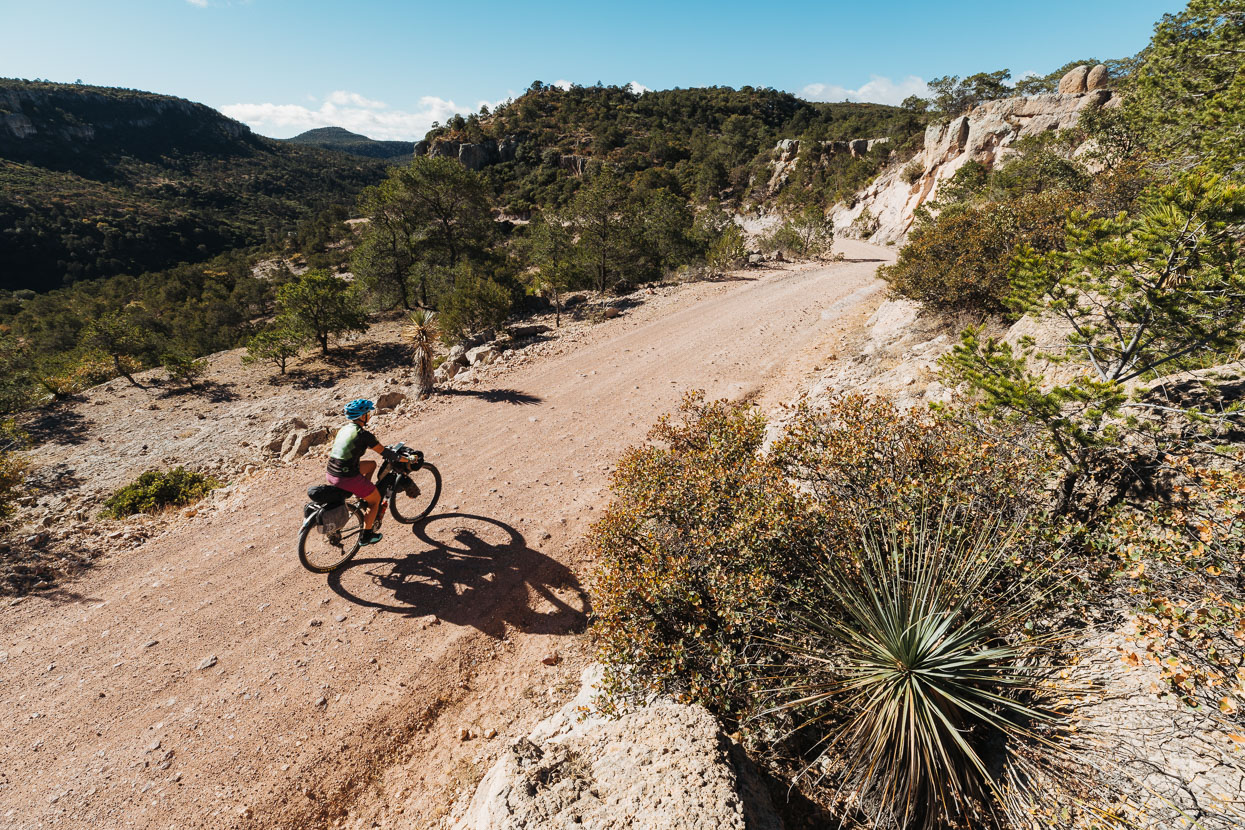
[414,345,434,399]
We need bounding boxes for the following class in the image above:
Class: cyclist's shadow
[326,512,589,638]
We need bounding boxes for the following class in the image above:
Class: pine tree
[943,174,1245,511]
[275,270,368,355]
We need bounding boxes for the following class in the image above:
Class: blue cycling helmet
[344,398,375,420]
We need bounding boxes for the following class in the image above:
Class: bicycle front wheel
[389,463,442,524]
[298,504,366,573]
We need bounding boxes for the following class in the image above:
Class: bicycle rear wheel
[298,504,365,573]
[389,463,442,524]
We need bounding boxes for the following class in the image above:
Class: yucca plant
[760,503,1071,830]
[402,309,439,399]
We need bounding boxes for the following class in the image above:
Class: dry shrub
[590,393,1055,720]
[0,420,27,524]
[590,393,818,719]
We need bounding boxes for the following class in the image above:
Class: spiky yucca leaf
[402,309,438,398]
[762,504,1068,830]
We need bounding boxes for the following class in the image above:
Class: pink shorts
[326,472,376,499]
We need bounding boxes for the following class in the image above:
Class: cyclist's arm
[371,441,398,461]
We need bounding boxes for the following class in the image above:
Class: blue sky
[2,0,1183,140]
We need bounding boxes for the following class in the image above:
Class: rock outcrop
[416,135,522,171]
[832,84,1118,244]
[761,136,889,198]
[280,425,330,463]
[1086,64,1111,91]
[451,666,784,830]
[1058,64,1091,94]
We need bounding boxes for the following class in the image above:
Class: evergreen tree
[1126,0,1245,174]
[925,70,1012,115]
[943,174,1245,512]
[391,157,494,269]
[527,212,577,327]
[243,323,306,374]
[568,167,637,304]
[79,313,151,387]
[162,350,208,390]
[352,179,419,309]
[635,188,698,279]
[274,270,368,355]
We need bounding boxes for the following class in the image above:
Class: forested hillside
[284,127,414,161]
[420,84,927,212]
[0,79,387,292]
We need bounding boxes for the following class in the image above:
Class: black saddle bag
[307,484,349,505]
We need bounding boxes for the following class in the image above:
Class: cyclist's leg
[359,459,377,481]
[362,488,381,530]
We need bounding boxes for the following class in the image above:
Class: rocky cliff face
[761,136,889,198]
[831,65,1117,244]
[414,135,522,170]
[0,81,257,166]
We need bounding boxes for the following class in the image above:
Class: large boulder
[462,330,496,350]
[374,390,406,411]
[452,666,783,830]
[458,143,496,171]
[1086,64,1110,91]
[281,426,330,463]
[262,417,307,455]
[466,345,500,366]
[506,323,552,339]
[1057,65,1090,94]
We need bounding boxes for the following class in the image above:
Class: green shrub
[438,270,514,343]
[589,393,1053,729]
[848,207,880,239]
[161,351,208,388]
[880,192,1076,314]
[705,223,748,273]
[902,159,924,185]
[759,206,834,259]
[104,468,220,518]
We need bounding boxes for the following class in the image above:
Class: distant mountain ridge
[0,79,386,292]
[284,126,414,161]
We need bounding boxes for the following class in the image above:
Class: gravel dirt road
[0,240,894,829]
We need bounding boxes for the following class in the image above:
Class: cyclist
[327,398,397,546]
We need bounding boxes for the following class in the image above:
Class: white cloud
[800,74,929,106]
[627,81,650,95]
[221,91,465,140]
[551,80,573,91]
[185,0,209,6]
[325,90,387,109]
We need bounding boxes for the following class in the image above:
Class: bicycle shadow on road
[326,512,588,639]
